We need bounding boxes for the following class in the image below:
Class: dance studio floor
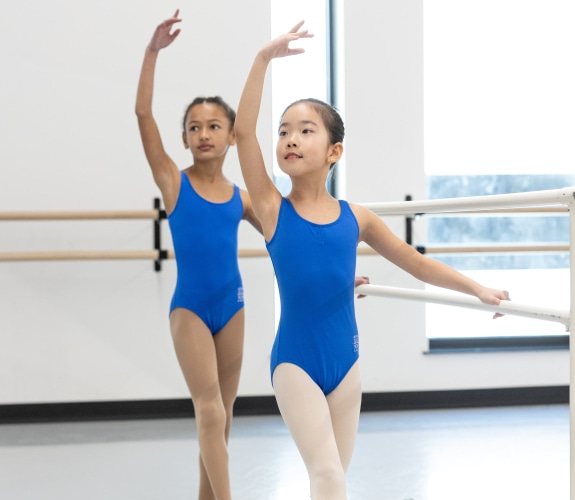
[0,404,568,500]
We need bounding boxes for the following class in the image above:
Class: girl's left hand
[355,276,370,299]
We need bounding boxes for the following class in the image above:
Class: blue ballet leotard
[168,171,244,334]
[266,198,360,395]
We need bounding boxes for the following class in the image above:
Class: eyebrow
[279,119,319,130]
[187,119,224,126]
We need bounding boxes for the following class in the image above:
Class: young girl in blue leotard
[235,22,510,500]
[135,11,260,500]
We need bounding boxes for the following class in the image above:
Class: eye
[189,125,199,132]
[210,124,221,130]
[302,128,313,134]
[278,130,287,137]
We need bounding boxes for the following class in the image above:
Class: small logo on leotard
[353,334,359,353]
[237,287,244,302]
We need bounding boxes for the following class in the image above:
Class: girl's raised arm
[135,11,182,199]
[235,22,312,238]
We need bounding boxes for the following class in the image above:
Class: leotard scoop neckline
[283,197,342,227]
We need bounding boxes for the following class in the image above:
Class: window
[423,1,574,342]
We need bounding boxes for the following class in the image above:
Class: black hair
[281,98,345,145]
[182,96,236,132]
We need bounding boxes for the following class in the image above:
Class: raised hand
[148,9,182,52]
[258,21,314,62]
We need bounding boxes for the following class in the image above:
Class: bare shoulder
[348,202,400,251]
[348,202,379,230]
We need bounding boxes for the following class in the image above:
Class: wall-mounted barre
[0,244,566,264]
[0,195,570,269]
[0,210,161,221]
[0,198,171,270]
[0,249,269,262]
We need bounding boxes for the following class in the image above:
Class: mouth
[284,152,302,160]
[199,144,213,152]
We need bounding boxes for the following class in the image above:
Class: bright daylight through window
[424,0,574,339]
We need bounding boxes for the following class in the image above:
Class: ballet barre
[0,245,565,263]
[363,186,575,216]
[362,185,575,499]
[0,249,267,262]
[1,191,569,268]
[0,199,170,269]
[0,210,161,221]
[354,284,570,327]
[358,244,570,255]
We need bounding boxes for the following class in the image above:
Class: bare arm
[235,22,313,240]
[353,204,510,314]
[135,11,182,209]
[239,189,264,235]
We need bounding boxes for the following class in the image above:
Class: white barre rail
[355,284,570,327]
[362,186,575,216]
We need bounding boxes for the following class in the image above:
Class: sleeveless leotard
[266,198,360,395]
[168,171,244,334]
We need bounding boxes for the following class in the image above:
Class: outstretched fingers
[261,21,314,60]
[149,10,182,51]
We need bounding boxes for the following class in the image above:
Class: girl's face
[182,102,235,161]
[276,103,339,177]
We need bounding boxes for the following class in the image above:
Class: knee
[311,462,346,494]
[195,399,227,432]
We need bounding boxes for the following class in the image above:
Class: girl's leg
[326,361,362,472]
[170,308,236,500]
[199,309,244,498]
[272,363,348,500]
[214,308,244,438]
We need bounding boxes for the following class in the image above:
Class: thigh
[273,363,342,471]
[169,308,220,403]
[326,361,362,471]
[214,308,245,407]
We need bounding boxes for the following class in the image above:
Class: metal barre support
[153,197,167,272]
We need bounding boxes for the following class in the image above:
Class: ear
[327,142,343,164]
[228,129,237,147]
[182,131,189,149]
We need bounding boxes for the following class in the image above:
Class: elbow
[135,106,148,119]
[233,123,249,141]
[233,116,256,142]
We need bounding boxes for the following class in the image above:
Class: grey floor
[0,404,568,500]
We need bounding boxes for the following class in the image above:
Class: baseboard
[0,386,567,424]
[359,385,568,411]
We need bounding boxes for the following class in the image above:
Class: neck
[189,158,226,182]
[288,182,331,203]
[288,171,332,202]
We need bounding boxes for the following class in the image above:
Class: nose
[286,131,298,147]
[199,126,210,139]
